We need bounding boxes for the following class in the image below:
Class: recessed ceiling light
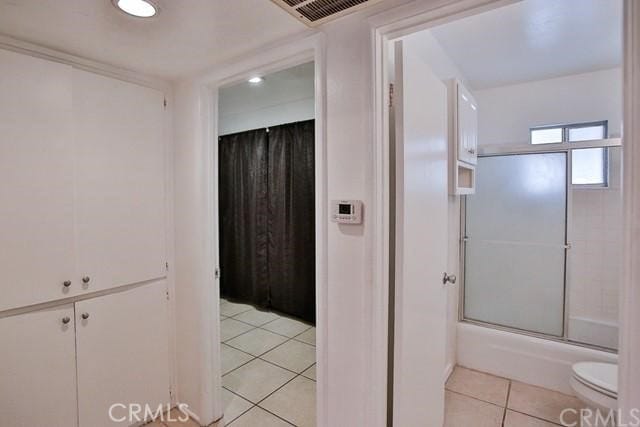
[113,0,158,18]
[248,77,264,84]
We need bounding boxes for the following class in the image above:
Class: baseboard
[443,362,455,384]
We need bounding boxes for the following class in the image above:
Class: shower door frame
[459,137,622,352]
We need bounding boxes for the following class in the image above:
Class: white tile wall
[567,148,622,348]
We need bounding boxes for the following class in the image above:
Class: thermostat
[331,200,363,224]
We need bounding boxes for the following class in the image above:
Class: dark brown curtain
[219,128,269,309]
[268,120,316,322]
[218,120,315,323]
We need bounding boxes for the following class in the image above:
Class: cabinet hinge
[389,83,394,108]
[166,291,170,301]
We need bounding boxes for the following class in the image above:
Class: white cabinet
[0,50,77,311]
[0,282,170,427]
[76,282,170,427]
[0,304,78,427]
[456,82,478,165]
[73,69,167,295]
[449,79,478,195]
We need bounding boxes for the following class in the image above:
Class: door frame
[195,33,328,425]
[369,0,640,423]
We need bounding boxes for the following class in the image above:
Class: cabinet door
[73,69,166,294]
[0,49,76,311]
[0,304,78,427]
[457,83,478,165]
[75,281,170,427]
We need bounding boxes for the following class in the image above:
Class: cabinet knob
[82,276,91,284]
[468,148,476,155]
[63,280,72,288]
[81,313,90,320]
[62,316,71,325]
[442,272,457,285]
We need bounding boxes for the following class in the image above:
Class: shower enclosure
[462,141,622,350]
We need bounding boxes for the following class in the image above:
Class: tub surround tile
[446,366,510,406]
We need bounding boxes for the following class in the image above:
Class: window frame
[530,121,609,187]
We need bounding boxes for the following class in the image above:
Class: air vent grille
[298,0,369,22]
[271,0,383,27]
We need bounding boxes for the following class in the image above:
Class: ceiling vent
[271,0,384,27]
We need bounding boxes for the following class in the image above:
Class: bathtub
[456,322,617,394]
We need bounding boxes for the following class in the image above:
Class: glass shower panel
[464,153,567,336]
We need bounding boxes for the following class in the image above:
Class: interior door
[393,38,449,427]
[0,49,76,311]
[75,282,170,427]
[0,304,78,427]
[73,69,166,294]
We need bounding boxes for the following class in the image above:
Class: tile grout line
[502,381,512,426]
[446,389,505,409]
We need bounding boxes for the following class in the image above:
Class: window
[530,121,608,186]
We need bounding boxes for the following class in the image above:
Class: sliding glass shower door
[463,152,567,336]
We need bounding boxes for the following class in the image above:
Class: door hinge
[215,268,220,280]
[163,98,167,108]
[165,261,169,271]
[166,291,170,301]
[389,83,394,108]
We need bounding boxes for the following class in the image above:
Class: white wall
[218,62,314,135]
[475,68,623,146]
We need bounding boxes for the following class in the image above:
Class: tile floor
[219,299,316,426]
[445,366,613,427]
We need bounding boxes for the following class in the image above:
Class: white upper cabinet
[0,50,77,311]
[0,304,78,427]
[456,81,478,165]
[73,69,167,294]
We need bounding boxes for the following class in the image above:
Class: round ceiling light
[114,0,158,18]
[248,77,264,84]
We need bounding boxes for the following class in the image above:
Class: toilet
[570,362,618,410]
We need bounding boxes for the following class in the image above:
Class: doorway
[216,62,318,426]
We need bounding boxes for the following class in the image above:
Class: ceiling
[0,0,309,80]
[429,0,623,90]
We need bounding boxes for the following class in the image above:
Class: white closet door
[73,69,166,293]
[393,38,449,427]
[76,281,170,427]
[0,49,76,311]
[0,304,78,427]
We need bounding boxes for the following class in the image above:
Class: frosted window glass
[568,125,605,142]
[531,127,563,144]
[572,148,606,186]
[464,153,567,336]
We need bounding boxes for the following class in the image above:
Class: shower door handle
[442,272,457,285]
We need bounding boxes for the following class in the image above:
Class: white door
[75,282,170,427]
[393,38,449,427]
[0,304,78,427]
[0,49,76,311]
[73,69,166,294]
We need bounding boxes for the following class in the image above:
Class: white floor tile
[228,407,292,427]
[221,343,254,375]
[233,309,280,326]
[261,339,316,373]
[262,317,311,338]
[220,302,254,317]
[301,364,316,381]
[260,376,317,427]
[221,388,253,424]
[294,327,316,346]
[226,328,288,356]
[223,358,295,403]
[220,318,254,342]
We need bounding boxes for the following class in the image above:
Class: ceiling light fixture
[113,0,158,18]
[248,77,264,84]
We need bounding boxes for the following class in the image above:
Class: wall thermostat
[331,200,363,224]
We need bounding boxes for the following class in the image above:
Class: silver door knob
[62,316,71,325]
[63,280,72,287]
[82,276,91,284]
[81,313,90,320]
[442,272,457,285]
